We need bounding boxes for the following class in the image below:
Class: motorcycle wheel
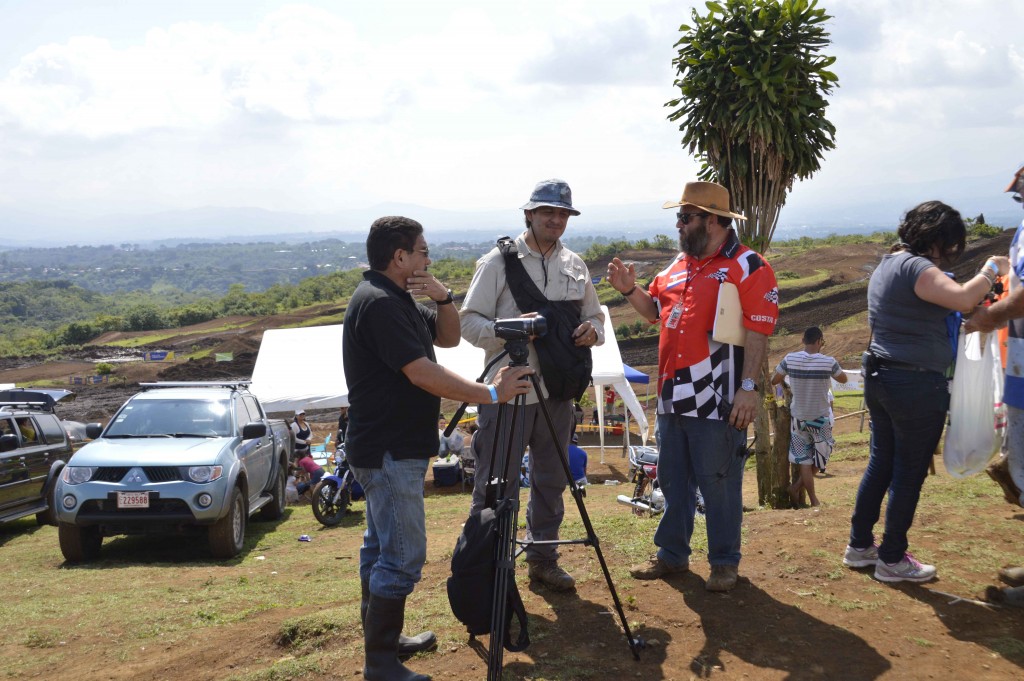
[311,479,351,527]
[631,477,649,517]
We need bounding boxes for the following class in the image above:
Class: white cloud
[0,0,1021,224]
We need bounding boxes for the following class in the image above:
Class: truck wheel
[35,481,58,526]
[260,464,287,521]
[209,487,247,558]
[58,523,102,563]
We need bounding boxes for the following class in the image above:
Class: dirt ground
[4,431,1022,681]
[3,236,1022,679]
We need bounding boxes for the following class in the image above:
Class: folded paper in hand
[712,282,745,347]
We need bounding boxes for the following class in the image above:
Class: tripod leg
[485,394,528,680]
[528,374,643,661]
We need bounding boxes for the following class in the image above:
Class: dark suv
[0,389,75,526]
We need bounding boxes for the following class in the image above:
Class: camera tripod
[448,335,642,679]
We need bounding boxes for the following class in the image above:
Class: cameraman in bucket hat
[460,178,605,592]
[608,180,778,592]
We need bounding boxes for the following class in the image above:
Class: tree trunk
[756,366,792,508]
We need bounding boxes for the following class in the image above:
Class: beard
[679,221,709,256]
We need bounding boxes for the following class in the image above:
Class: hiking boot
[706,564,739,592]
[986,457,1023,507]
[874,553,937,583]
[629,556,689,580]
[986,584,1024,608]
[527,560,576,591]
[999,566,1024,587]
[843,544,879,568]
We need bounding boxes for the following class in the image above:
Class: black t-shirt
[343,270,441,468]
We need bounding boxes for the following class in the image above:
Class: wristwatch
[436,289,455,305]
[740,378,758,392]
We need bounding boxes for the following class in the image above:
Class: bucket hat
[520,178,580,216]
[662,181,746,221]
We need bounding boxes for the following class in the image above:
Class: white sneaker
[874,553,936,583]
[843,544,879,568]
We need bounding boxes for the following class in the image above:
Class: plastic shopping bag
[944,331,1004,478]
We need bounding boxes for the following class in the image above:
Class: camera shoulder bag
[447,499,530,651]
[496,237,593,401]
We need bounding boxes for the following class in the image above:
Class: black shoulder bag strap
[496,237,593,401]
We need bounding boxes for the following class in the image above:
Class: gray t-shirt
[867,251,952,374]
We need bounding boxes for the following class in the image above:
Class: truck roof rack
[0,389,76,412]
[139,381,252,391]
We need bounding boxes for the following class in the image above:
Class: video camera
[493,316,547,340]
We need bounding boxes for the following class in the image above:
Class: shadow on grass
[900,584,1024,668]
[0,516,46,548]
[460,581,666,681]
[667,573,891,680]
[57,508,290,567]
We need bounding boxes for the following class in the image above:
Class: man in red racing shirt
[608,180,778,592]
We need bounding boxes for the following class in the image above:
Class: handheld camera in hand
[492,316,547,365]
[445,315,642,681]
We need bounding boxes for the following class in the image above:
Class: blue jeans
[351,452,429,599]
[849,367,949,564]
[654,414,747,567]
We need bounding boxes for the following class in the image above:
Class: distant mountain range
[2,170,1020,248]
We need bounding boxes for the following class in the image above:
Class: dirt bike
[615,445,704,517]
[311,444,364,527]
[616,445,664,516]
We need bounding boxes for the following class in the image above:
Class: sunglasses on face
[676,211,711,224]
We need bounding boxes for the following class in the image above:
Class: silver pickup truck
[55,381,293,562]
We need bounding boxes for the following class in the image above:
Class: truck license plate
[117,491,150,509]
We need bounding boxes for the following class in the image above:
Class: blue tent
[622,364,649,384]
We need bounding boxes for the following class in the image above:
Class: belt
[875,358,934,373]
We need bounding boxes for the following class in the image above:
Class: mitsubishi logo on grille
[126,468,146,484]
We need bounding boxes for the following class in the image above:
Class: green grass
[778,279,868,311]
[100,321,257,347]
[776,269,829,291]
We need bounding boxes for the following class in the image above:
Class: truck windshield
[106,399,232,438]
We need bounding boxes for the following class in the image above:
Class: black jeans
[849,367,949,563]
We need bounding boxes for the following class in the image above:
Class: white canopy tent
[589,312,650,457]
[249,306,649,449]
[249,324,350,413]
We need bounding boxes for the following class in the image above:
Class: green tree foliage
[667,0,838,253]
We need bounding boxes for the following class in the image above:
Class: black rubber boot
[361,580,437,658]
[363,594,431,681]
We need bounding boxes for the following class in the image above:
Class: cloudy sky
[0,0,1022,236]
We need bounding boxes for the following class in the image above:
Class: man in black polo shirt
[343,216,531,681]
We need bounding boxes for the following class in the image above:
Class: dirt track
[2,233,1014,423]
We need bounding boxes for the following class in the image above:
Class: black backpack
[447,498,530,652]
[497,237,593,402]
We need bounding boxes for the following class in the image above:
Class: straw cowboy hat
[662,181,746,221]
[1005,163,1024,194]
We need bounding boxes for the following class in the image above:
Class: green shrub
[95,363,115,375]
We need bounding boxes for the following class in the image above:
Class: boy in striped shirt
[771,327,848,506]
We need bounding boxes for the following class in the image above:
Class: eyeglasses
[676,211,710,224]
[408,247,430,257]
